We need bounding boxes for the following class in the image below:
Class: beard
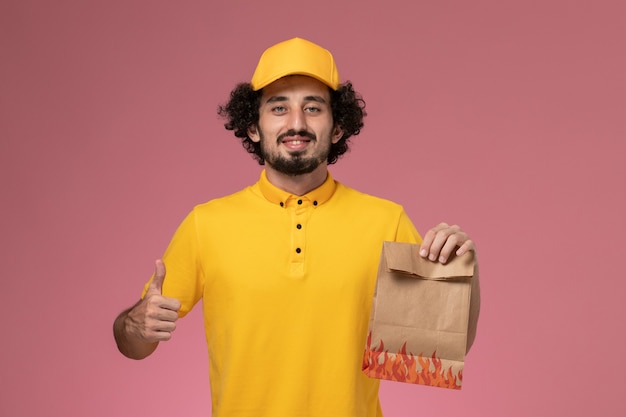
[259,129,332,176]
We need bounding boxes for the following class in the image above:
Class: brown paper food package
[362,241,475,389]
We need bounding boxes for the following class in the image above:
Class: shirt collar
[258,169,336,208]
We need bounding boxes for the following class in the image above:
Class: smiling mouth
[280,129,315,151]
[282,139,311,145]
[281,137,312,153]
[279,130,316,142]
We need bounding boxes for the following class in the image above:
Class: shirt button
[296,224,302,229]
[313,201,318,206]
[296,248,301,253]
[297,199,303,205]
[280,202,284,207]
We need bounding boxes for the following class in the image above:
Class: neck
[264,163,329,196]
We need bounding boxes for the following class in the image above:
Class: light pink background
[2,1,624,416]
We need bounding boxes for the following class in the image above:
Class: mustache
[277,130,316,142]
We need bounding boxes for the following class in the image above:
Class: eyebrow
[265,95,328,104]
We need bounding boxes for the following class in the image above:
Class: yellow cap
[250,38,340,91]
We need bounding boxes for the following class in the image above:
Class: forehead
[260,75,331,102]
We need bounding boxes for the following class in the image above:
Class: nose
[286,108,307,132]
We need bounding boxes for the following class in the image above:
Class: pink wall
[2,0,625,415]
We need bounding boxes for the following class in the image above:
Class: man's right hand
[127,259,182,342]
[113,259,181,359]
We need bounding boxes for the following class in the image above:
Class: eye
[304,106,321,113]
[271,106,286,113]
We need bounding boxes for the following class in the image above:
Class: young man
[114,37,480,417]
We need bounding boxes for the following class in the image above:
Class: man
[114,37,480,417]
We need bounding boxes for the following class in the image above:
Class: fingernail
[439,256,446,263]
[429,254,436,261]
[420,249,428,257]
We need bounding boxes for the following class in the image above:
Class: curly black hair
[217,82,366,165]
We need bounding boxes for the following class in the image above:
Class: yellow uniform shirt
[150,170,422,417]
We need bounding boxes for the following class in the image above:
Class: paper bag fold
[362,241,475,389]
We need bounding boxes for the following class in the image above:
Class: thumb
[147,259,166,295]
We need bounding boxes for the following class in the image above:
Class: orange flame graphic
[362,332,463,389]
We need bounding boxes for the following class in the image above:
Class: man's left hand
[419,222,475,264]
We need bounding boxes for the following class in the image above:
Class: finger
[438,235,461,263]
[156,317,178,330]
[455,239,475,256]
[150,306,178,326]
[427,227,456,262]
[439,229,471,263]
[144,326,177,342]
[419,222,448,257]
[147,259,166,295]
[146,314,178,342]
[151,329,176,342]
[159,297,182,313]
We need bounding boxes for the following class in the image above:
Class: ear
[331,125,343,144]
[248,125,260,143]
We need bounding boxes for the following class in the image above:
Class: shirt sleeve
[142,209,205,317]
[394,209,423,245]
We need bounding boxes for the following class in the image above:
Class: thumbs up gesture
[126,259,182,343]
